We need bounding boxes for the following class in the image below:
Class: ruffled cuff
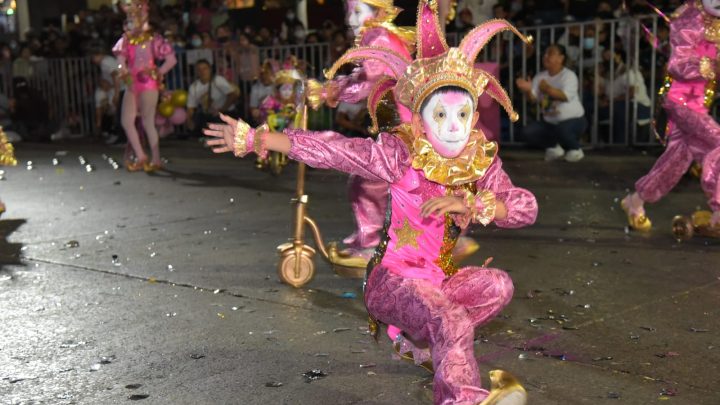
[233,122,269,158]
[452,189,497,228]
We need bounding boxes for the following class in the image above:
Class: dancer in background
[622,0,720,234]
[205,2,535,403]
[113,0,176,172]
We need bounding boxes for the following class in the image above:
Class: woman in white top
[516,44,588,162]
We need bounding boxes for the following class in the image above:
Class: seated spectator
[516,44,587,162]
[94,79,118,140]
[599,48,652,144]
[186,59,240,137]
[91,48,124,144]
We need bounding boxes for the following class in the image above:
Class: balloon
[171,90,188,107]
[155,114,167,126]
[169,107,187,125]
[158,102,175,118]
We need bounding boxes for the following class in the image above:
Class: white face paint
[279,83,294,101]
[704,0,720,17]
[420,90,476,158]
[347,2,376,37]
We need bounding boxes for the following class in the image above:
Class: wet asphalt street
[0,140,718,404]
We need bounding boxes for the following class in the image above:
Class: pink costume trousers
[365,265,514,405]
[343,175,388,249]
[635,100,720,211]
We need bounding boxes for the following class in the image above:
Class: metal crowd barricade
[9,20,664,146]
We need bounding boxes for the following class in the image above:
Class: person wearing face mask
[280,9,305,44]
[621,0,720,235]
[204,4,536,404]
[516,44,587,162]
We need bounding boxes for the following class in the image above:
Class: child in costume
[256,57,305,173]
[308,0,479,269]
[0,127,17,217]
[622,0,720,234]
[113,0,176,172]
[205,2,536,403]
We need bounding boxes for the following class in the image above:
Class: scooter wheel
[277,249,315,288]
[671,215,694,241]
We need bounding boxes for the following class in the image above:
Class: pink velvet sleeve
[475,157,538,228]
[667,7,705,81]
[331,68,373,104]
[112,36,128,60]
[286,130,410,183]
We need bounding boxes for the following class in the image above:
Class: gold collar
[127,32,153,45]
[395,124,497,186]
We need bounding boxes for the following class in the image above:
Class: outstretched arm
[203,114,409,183]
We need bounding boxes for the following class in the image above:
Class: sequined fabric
[286,128,537,403]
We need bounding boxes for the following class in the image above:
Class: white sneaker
[544,144,565,161]
[564,148,584,162]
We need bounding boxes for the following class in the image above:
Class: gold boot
[479,370,527,405]
[0,201,5,218]
[621,197,652,232]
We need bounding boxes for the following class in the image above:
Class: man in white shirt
[335,101,369,138]
[516,44,588,162]
[186,59,240,136]
[249,61,276,125]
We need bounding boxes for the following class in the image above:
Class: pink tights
[121,90,161,165]
[365,266,514,405]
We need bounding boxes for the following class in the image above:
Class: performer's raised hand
[203,113,239,154]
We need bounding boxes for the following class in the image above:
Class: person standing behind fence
[516,44,587,162]
[113,0,177,172]
[186,59,239,137]
[249,60,277,126]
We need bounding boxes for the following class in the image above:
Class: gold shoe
[692,210,720,238]
[125,159,147,172]
[327,242,369,278]
[621,198,652,232]
[143,162,164,173]
[0,201,5,217]
[452,236,480,264]
[478,370,527,405]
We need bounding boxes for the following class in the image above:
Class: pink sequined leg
[343,175,388,250]
[442,267,514,327]
[701,147,720,221]
[635,134,693,204]
[365,267,487,405]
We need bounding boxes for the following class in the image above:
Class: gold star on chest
[394,218,423,251]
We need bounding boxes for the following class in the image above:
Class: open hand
[420,196,468,218]
[203,113,240,154]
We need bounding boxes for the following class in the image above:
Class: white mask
[703,0,720,17]
[420,90,476,158]
[347,2,376,37]
[279,83,294,100]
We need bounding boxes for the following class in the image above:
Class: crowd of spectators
[0,0,689,148]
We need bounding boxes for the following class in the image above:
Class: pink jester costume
[306,0,415,261]
[622,0,720,232]
[225,2,537,403]
[112,0,176,172]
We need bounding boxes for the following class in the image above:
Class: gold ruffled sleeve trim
[305,79,324,110]
[233,120,251,157]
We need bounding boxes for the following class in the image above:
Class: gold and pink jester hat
[326,0,532,131]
